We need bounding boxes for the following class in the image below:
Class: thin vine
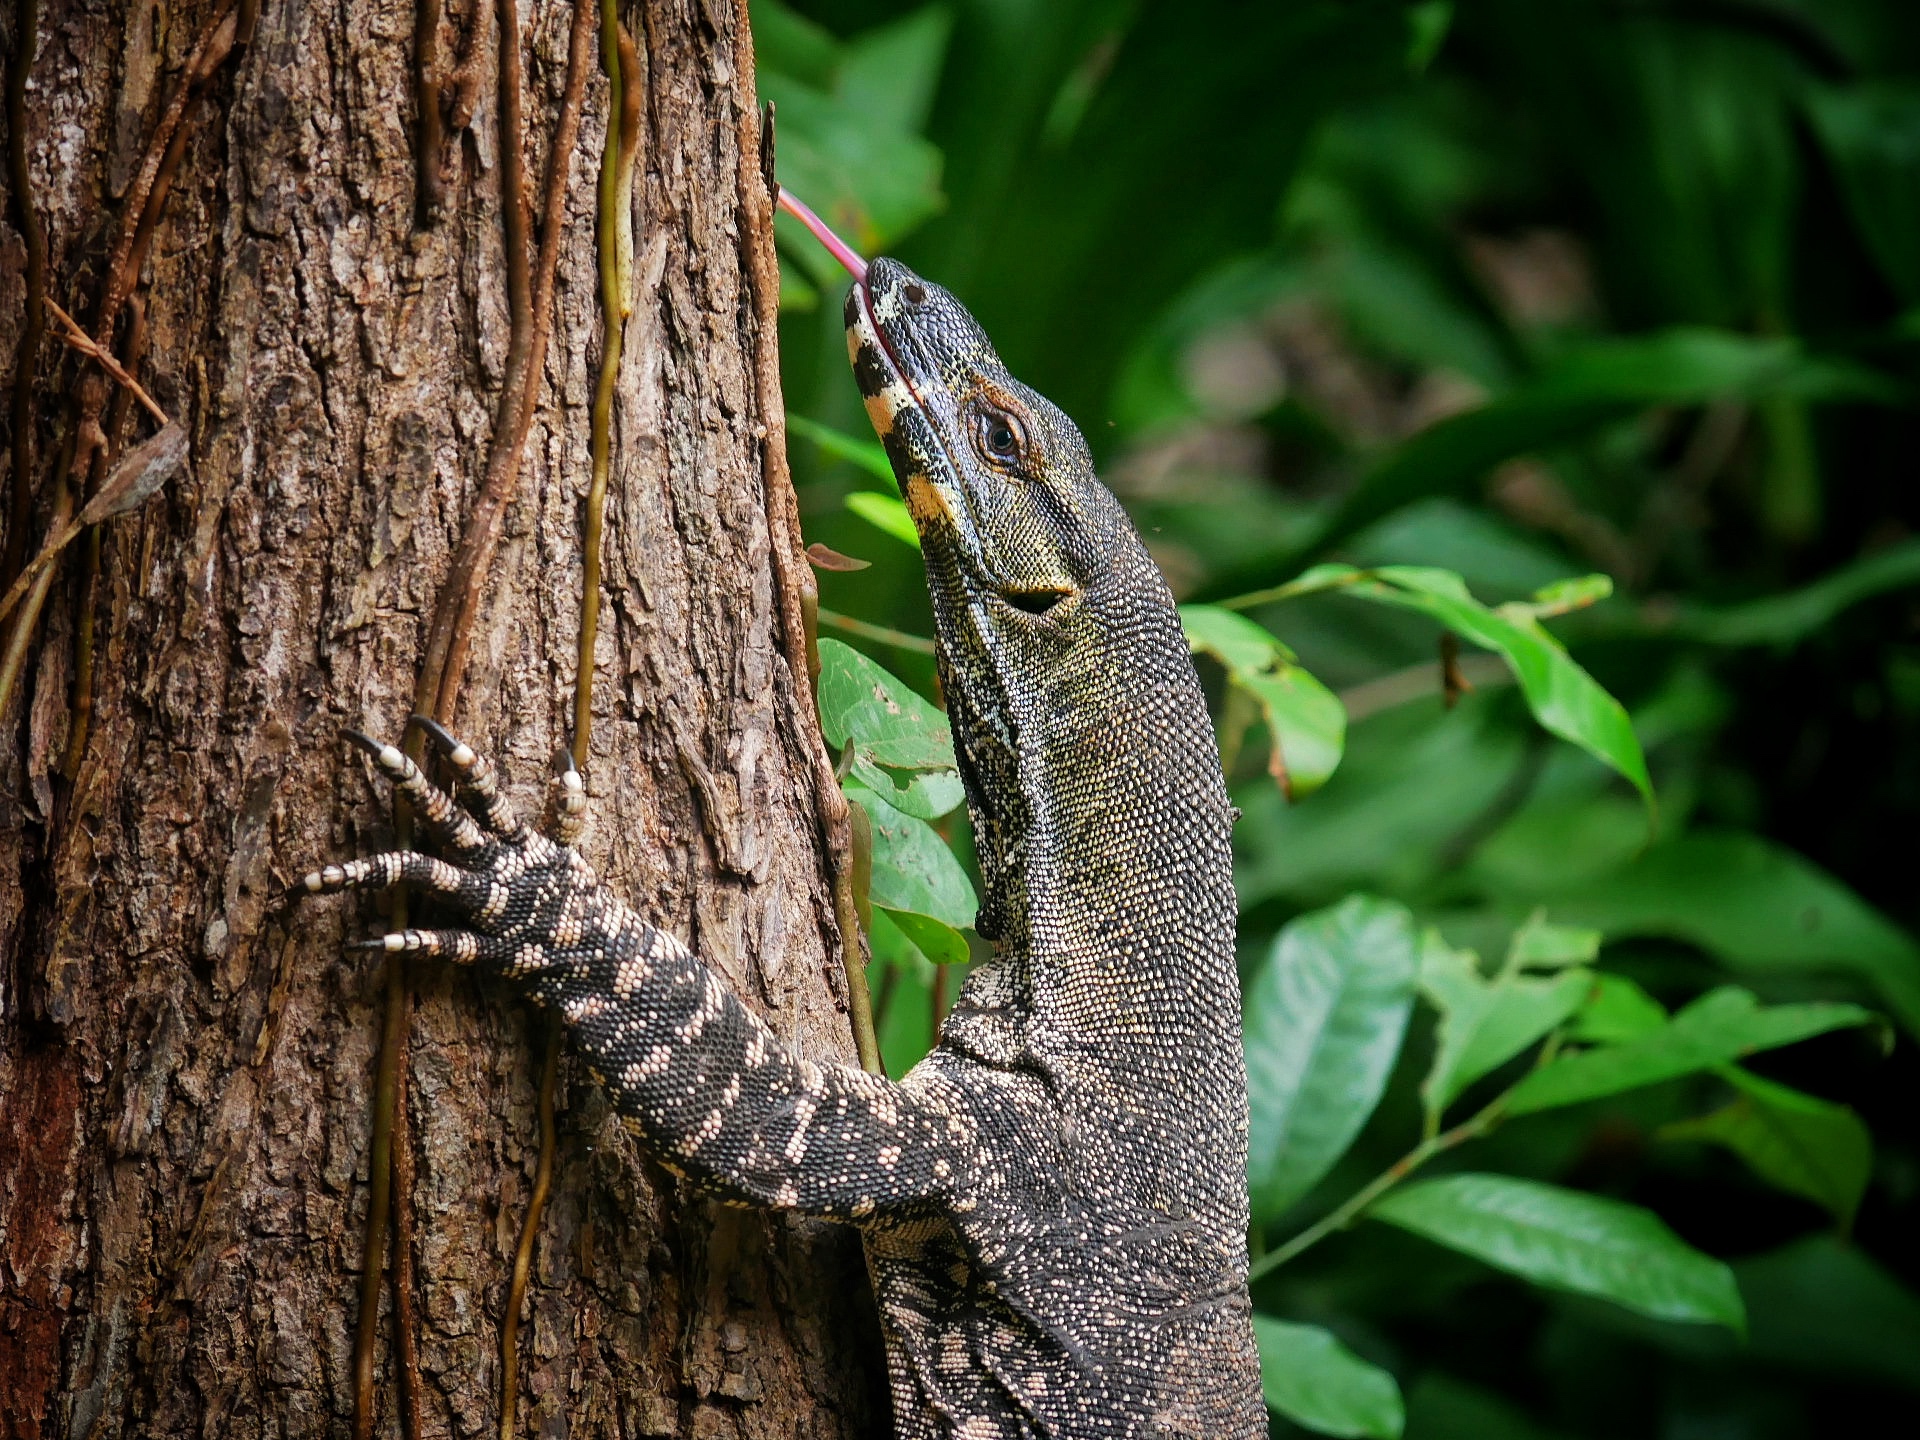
[498,3,640,1434]
[0,3,238,728]
[61,296,148,780]
[413,0,447,224]
[731,7,881,1073]
[497,1021,559,1440]
[816,606,937,656]
[353,2,596,1436]
[3,0,46,591]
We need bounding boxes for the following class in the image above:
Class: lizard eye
[972,408,1027,468]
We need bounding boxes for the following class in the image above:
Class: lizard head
[842,256,1131,648]
[841,256,1185,942]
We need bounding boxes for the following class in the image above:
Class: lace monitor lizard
[302,252,1265,1438]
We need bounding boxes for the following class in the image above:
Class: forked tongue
[776,187,869,284]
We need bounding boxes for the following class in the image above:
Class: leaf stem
[1215,568,1367,613]
[498,1022,559,1440]
[816,606,937,655]
[1249,1083,1513,1284]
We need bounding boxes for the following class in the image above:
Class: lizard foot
[298,722,605,994]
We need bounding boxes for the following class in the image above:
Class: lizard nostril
[902,282,927,306]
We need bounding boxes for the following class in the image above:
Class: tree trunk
[0,2,886,1436]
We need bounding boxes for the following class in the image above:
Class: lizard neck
[933,540,1249,1247]
[939,545,1241,1058]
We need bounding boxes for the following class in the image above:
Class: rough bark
[0,1,886,1436]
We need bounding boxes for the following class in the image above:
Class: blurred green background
[757,2,1920,1436]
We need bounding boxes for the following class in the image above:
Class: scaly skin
[305,259,1262,1438]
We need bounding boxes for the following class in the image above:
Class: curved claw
[341,727,393,762]
[410,713,478,768]
[404,715,523,839]
[349,929,492,964]
[339,726,488,854]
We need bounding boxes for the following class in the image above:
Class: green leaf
[1565,973,1668,1044]
[1668,538,1920,647]
[815,640,961,819]
[1181,604,1345,798]
[836,5,953,137]
[1658,1067,1872,1229]
[1244,896,1419,1224]
[1404,1,1452,74]
[1505,986,1875,1117]
[787,413,897,486]
[849,782,976,931]
[1736,1236,1920,1390]
[845,491,921,549]
[867,903,921,964]
[1419,934,1590,1116]
[1308,565,1653,818]
[1538,331,1885,406]
[1404,1374,1565,1440]
[750,0,840,89]
[1368,1174,1745,1331]
[1254,1315,1404,1440]
[1271,328,1899,568]
[1530,831,1920,1035]
[1804,82,1920,305]
[882,907,971,967]
[1507,913,1602,970]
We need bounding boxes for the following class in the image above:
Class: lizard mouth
[774,189,943,470]
[777,189,1064,612]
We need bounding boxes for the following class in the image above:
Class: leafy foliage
[1182,604,1346,798]
[1502,987,1877,1117]
[762,1,1918,1434]
[1244,897,1420,1223]
[1254,1316,1404,1440]
[1658,1067,1874,1231]
[1367,1174,1745,1330]
[816,639,961,819]
[1248,563,1654,814]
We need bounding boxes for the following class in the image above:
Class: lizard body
[306,257,1264,1438]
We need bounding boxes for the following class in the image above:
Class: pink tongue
[776,187,869,284]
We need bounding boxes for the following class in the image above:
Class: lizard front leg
[303,720,976,1221]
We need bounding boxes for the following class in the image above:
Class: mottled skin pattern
[305,259,1264,1437]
